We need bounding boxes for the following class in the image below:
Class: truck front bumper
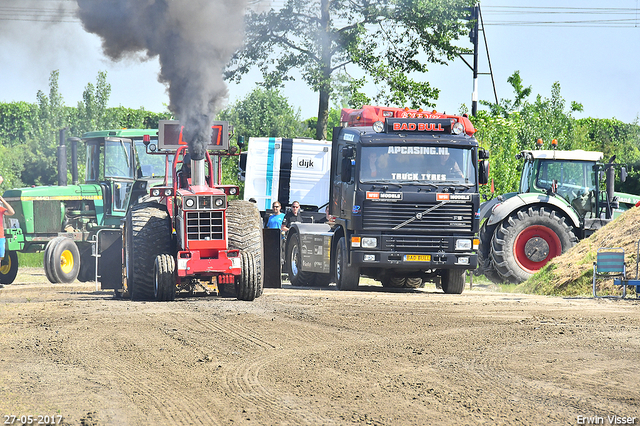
[350,250,477,270]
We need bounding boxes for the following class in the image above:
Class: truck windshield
[359,146,476,185]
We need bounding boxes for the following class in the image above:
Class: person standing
[0,176,15,288]
[281,201,303,233]
[266,202,285,229]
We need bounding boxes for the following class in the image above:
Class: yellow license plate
[404,254,431,262]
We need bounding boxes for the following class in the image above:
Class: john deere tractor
[1,129,166,287]
[478,148,640,284]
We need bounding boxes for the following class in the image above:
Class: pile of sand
[522,207,640,296]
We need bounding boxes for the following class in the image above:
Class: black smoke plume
[76,0,247,160]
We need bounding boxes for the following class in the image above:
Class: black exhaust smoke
[75,0,247,160]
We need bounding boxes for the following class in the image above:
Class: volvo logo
[416,212,423,220]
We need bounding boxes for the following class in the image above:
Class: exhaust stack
[192,158,207,187]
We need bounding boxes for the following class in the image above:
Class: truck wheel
[335,237,359,291]
[126,202,172,301]
[154,253,176,301]
[237,251,259,301]
[0,251,19,284]
[286,232,315,286]
[381,276,406,288]
[227,200,263,297]
[490,207,577,284]
[441,269,465,294]
[43,236,65,283]
[478,223,502,283]
[405,277,423,288]
[48,238,81,283]
[312,273,332,287]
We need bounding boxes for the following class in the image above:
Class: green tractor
[478,148,640,284]
[1,129,167,286]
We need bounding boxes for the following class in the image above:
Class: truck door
[332,145,355,219]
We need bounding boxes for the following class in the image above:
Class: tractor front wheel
[237,251,260,301]
[154,253,176,301]
[45,238,80,283]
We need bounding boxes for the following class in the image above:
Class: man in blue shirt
[266,202,285,229]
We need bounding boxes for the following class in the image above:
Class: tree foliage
[473,71,640,199]
[0,70,170,191]
[226,0,474,140]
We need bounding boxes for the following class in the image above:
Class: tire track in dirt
[61,311,227,426]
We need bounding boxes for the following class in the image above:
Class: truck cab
[323,106,487,292]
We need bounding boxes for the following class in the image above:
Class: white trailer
[242,137,332,211]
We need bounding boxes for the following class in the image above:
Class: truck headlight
[361,237,378,248]
[184,197,195,208]
[455,239,472,250]
[214,197,224,207]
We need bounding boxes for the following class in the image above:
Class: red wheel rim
[513,225,562,273]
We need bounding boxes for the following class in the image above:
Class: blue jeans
[0,238,5,258]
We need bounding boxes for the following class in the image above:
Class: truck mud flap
[98,229,122,290]
[263,228,282,288]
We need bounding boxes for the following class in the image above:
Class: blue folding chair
[593,244,640,298]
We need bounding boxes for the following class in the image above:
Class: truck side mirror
[479,149,490,160]
[621,166,628,183]
[340,158,352,182]
[478,160,489,185]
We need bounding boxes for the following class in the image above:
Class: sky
[0,0,639,128]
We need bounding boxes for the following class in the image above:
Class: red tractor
[120,120,263,301]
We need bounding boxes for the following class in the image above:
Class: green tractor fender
[479,192,518,223]
[486,193,581,229]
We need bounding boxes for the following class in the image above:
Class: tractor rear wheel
[125,202,172,301]
[0,250,19,284]
[286,232,315,286]
[441,269,466,294]
[154,253,176,301]
[227,200,263,298]
[335,237,359,291]
[478,222,502,283]
[490,207,577,284]
[237,251,260,301]
[47,237,81,283]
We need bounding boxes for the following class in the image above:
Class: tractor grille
[362,201,473,232]
[186,211,224,241]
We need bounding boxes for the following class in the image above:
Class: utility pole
[470,3,480,116]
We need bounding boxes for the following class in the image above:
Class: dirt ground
[0,269,639,426]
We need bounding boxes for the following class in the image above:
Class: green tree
[473,72,586,198]
[225,0,474,140]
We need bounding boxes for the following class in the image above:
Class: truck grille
[385,235,450,252]
[362,201,473,232]
[186,211,224,241]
